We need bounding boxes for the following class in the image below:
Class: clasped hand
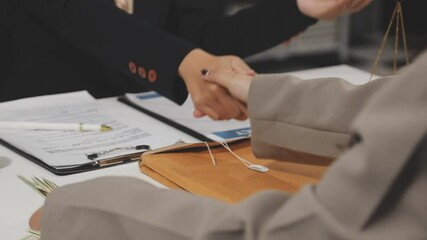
[179,49,255,121]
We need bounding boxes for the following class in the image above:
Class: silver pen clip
[86,144,150,160]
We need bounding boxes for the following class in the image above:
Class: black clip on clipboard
[0,138,149,176]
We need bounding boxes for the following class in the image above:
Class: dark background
[238,0,427,75]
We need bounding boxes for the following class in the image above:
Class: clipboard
[0,91,174,176]
[0,138,145,175]
[140,138,333,203]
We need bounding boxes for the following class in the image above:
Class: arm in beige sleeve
[40,176,368,240]
[248,75,394,158]
[40,176,295,240]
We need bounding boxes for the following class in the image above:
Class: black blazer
[0,0,315,103]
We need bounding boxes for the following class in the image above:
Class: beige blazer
[41,51,427,239]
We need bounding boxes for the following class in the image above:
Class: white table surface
[0,65,376,239]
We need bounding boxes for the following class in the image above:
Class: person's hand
[115,0,133,14]
[202,67,255,103]
[297,0,373,20]
[178,49,255,120]
[29,207,42,232]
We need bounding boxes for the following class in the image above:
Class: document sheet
[0,91,185,169]
[125,92,251,141]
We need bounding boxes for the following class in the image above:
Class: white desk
[0,65,376,239]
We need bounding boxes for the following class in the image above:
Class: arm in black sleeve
[16,0,196,104]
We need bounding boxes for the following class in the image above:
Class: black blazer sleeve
[0,1,11,86]
[16,0,195,104]
[170,0,317,58]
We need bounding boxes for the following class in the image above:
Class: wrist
[178,48,216,84]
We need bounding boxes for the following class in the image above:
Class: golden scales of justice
[369,0,410,81]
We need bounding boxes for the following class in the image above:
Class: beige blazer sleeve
[41,52,427,240]
[248,74,392,158]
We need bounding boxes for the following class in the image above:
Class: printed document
[124,92,251,141]
[0,91,186,169]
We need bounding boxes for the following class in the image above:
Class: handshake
[176,0,373,121]
[178,49,256,121]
